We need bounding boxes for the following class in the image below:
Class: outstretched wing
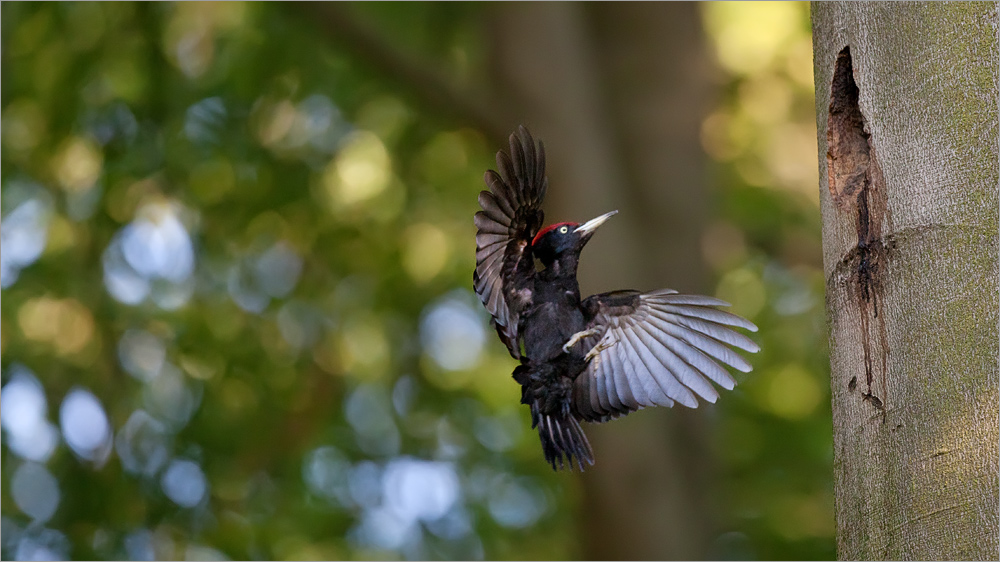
[474,126,548,358]
[572,289,760,421]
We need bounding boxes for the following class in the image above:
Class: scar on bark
[827,46,891,411]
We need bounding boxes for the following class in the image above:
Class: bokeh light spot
[124,529,155,561]
[487,475,547,528]
[473,410,522,452]
[13,527,69,561]
[254,99,297,148]
[1,365,60,462]
[339,317,391,380]
[52,136,103,193]
[116,409,171,477]
[184,97,227,145]
[185,544,229,561]
[420,293,485,372]
[303,446,352,506]
[254,241,302,298]
[12,462,60,523]
[324,131,391,209]
[121,204,195,283]
[118,329,167,382]
[765,363,821,420]
[348,461,383,510]
[59,388,112,463]
[1,195,52,288]
[345,384,400,456]
[143,363,199,430]
[702,2,801,75]
[716,267,766,320]
[161,459,208,508]
[103,202,196,308]
[18,296,95,355]
[276,300,324,351]
[382,457,460,523]
[402,223,451,283]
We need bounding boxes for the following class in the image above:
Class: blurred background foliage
[1,2,832,560]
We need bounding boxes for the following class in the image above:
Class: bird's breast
[521,300,587,362]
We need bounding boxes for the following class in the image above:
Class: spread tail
[532,406,595,471]
[514,361,595,470]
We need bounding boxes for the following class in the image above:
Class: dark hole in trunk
[827,46,871,207]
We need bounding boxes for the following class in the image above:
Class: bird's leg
[562,328,601,354]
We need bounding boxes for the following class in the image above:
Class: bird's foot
[562,328,601,354]
[583,335,615,363]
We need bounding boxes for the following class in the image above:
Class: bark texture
[811,3,999,560]
[486,3,717,559]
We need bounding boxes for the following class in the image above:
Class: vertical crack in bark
[827,46,891,411]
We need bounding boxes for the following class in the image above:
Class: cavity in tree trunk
[811,3,999,560]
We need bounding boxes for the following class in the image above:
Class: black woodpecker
[473,126,760,470]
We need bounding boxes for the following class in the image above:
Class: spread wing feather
[473,126,548,358]
[573,289,760,422]
[612,333,644,409]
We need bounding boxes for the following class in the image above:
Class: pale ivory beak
[574,210,618,235]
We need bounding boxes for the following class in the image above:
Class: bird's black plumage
[474,126,760,470]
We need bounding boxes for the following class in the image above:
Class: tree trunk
[485,3,717,559]
[811,3,999,560]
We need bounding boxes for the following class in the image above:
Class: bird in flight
[473,126,760,470]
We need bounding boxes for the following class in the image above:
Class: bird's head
[531,210,618,264]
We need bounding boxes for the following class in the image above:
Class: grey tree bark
[486,3,717,559]
[811,3,999,560]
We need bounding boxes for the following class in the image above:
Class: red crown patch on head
[532,222,578,247]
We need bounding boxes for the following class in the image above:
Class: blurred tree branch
[293,2,510,143]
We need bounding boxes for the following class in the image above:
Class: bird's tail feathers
[533,406,595,471]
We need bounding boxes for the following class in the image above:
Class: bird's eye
[559,226,569,234]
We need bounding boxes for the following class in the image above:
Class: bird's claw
[584,336,614,363]
[562,328,601,354]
